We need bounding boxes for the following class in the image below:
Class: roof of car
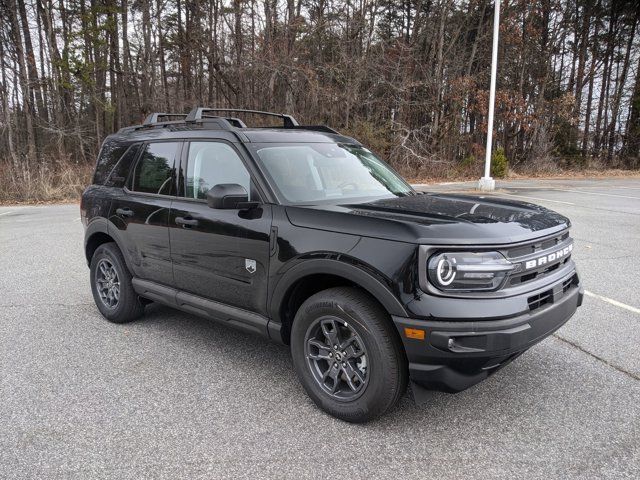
[107,126,359,145]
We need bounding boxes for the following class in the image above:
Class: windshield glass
[252,143,414,204]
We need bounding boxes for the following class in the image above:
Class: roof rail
[116,117,233,135]
[118,108,341,136]
[142,112,189,125]
[186,107,299,128]
[286,125,340,134]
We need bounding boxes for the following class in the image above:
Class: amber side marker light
[404,328,425,340]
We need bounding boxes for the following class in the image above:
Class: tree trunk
[622,59,640,167]
[606,10,638,159]
[8,0,36,160]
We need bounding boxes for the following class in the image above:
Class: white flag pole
[478,0,501,192]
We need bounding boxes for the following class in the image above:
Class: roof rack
[185,107,299,128]
[117,113,232,134]
[118,107,341,136]
[142,112,188,125]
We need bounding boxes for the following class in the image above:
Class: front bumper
[393,278,583,393]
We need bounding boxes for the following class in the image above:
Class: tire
[89,242,144,323]
[290,287,408,422]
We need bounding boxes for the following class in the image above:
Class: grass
[0,158,93,205]
[1,158,638,205]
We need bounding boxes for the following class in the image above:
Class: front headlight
[427,251,514,292]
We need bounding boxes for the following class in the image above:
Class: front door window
[185,142,251,199]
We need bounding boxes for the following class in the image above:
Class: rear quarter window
[104,144,141,188]
[93,140,128,185]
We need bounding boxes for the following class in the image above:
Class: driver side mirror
[206,184,258,210]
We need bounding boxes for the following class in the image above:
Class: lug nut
[342,362,346,367]
[333,363,338,368]
[329,352,333,357]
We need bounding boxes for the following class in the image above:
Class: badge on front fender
[245,259,256,274]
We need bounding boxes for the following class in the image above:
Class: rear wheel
[90,242,144,323]
[291,287,408,422]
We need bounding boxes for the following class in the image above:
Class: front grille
[562,274,578,293]
[509,257,570,286]
[528,289,553,311]
[503,230,573,288]
[527,274,578,311]
[506,231,570,259]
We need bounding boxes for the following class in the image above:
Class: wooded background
[1,0,639,200]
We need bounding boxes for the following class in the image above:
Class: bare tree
[0,0,638,183]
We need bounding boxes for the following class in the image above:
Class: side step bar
[132,278,272,340]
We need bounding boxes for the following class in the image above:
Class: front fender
[268,257,408,322]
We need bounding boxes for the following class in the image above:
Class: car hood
[285,193,570,245]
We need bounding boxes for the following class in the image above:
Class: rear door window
[130,142,181,195]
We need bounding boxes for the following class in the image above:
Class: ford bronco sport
[81,108,583,422]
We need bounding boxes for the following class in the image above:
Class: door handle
[175,216,199,227]
[116,207,134,217]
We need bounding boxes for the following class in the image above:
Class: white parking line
[0,211,15,216]
[497,192,576,206]
[553,188,640,199]
[584,290,640,316]
[507,187,640,200]
[413,182,471,187]
[563,185,640,191]
[603,185,640,190]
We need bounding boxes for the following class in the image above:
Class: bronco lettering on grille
[524,243,573,270]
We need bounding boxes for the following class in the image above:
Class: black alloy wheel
[95,258,120,309]
[89,242,144,323]
[291,287,408,423]
[304,316,369,401]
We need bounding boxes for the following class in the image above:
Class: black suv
[81,108,583,422]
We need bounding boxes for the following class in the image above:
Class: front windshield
[252,143,414,204]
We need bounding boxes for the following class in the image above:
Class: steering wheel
[337,181,359,191]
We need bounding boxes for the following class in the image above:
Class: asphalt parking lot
[1,177,639,479]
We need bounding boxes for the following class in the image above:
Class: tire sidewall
[291,293,399,422]
[90,244,135,322]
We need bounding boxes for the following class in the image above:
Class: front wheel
[290,287,408,422]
